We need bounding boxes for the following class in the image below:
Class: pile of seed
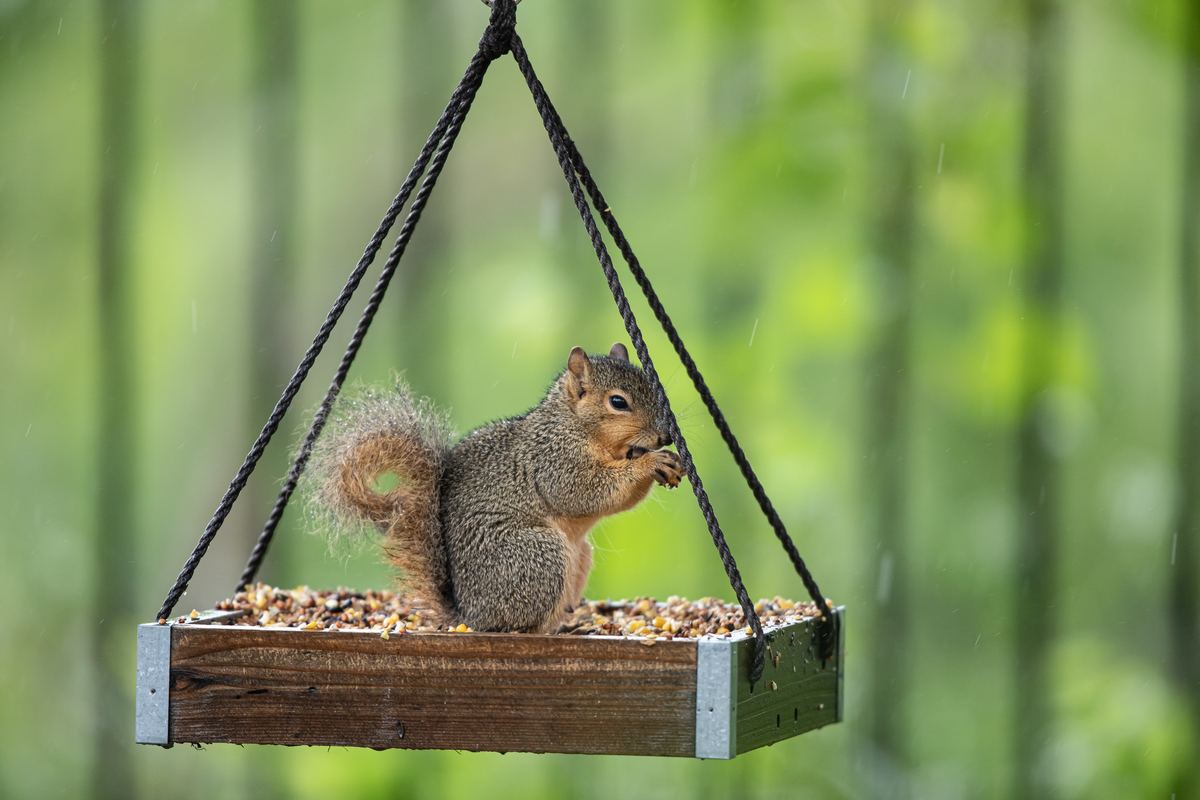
[198,584,824,640]
[556,595,822,639]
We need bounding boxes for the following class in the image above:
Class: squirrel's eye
[609,395,629,411]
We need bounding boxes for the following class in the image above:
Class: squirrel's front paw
[647,449,683,489]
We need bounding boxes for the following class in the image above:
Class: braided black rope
[237,7,516,590]
[553,111,836,657]
[507,32,772,681]
[155,2,515,622]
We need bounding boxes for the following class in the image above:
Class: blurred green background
[1,0,1196,797]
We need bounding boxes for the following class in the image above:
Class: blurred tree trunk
[553,0,612,310]
[244,6,299,799]
[244,0,299,586]
[93,1,139,798]
[707,1,763,135]
[704,6,763,797]
[862,1,916,791]
[703,0,763,329]
[1170,0,1200,794]
[1014,0,1064,797]
[395,3,451,394]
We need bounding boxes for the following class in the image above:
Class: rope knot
[478,0,517,62]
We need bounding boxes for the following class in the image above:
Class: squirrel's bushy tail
[303,382,455,622]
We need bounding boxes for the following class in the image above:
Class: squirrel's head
[561,343,674,461]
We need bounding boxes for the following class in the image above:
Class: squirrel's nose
[658,433,673,448]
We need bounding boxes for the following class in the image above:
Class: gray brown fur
[305,345,683,633]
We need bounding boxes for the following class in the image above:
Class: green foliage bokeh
[0,1,1193,798]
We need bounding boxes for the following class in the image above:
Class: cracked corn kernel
[188,609,201,620]
[652,616,667,629]
[454,623,470,633]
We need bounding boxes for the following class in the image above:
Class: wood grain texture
[734,609,842,754]
[169,626,698,756]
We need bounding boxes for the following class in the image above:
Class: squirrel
[305,343,683,634]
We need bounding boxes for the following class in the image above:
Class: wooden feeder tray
[136,590,844,759]
[137,2,846,762]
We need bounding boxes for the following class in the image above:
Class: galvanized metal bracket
[694,636,737,759]
[135,623,171,745]
[694,608,845,758]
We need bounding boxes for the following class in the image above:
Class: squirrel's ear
[566,346,591,400]
[609,342,629,362]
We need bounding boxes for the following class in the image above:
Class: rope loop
[478,0,517,62]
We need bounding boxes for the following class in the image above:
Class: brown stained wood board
[168,625,698,756]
